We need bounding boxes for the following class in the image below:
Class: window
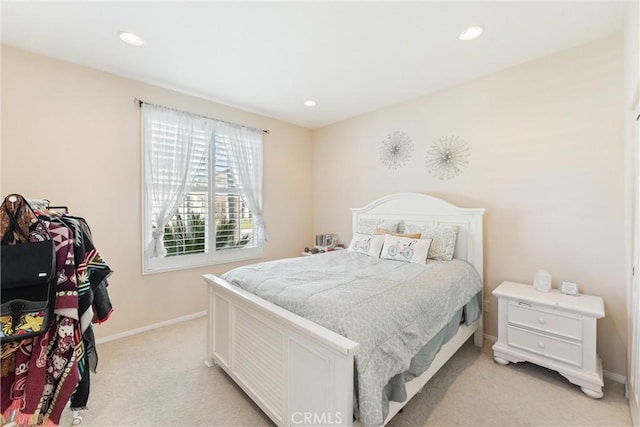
[142,104,265,274]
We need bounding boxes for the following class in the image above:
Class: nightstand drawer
[508,301,582,340]
[507,326,582,367]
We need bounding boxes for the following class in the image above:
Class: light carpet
[60,316,631,427]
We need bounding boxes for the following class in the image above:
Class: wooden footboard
[203,274,360,427]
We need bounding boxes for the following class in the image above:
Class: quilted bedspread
[221,250,482,426]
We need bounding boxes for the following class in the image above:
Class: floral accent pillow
[380,234,432,264]
[421,225,459,261]
[402,222,429,236]
[347,233,385,257]
[357,219,398,235]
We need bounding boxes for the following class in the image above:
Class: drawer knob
[538,341,545,349]
[538,317,546,324]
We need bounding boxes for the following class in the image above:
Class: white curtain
[144,104,214,258]
[217,121,267,243]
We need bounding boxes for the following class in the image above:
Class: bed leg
[203,358,217,368]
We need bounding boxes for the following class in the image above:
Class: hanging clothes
[0,194,114,427]
[53,215,113,411]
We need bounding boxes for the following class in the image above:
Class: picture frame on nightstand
[560,281,579,295]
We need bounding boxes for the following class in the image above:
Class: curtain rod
[134,98,270,134]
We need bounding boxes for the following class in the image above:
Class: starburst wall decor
[425,135,470,180]
[380,131,413,170]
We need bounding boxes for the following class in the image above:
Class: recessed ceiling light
[118,31,145,47]
[303,100,317,107]
[459,26,484,41]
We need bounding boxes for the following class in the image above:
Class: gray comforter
[221,250,482,426]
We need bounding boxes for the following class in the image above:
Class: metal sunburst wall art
[425,135,471,180]
[380,131,413,170]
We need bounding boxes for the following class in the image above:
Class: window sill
[142,246,263,275]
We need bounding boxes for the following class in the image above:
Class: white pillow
[347,233,385,257]
[380,234,432,264]
[357,218,399,235]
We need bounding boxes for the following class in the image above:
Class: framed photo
[560,281,579,296]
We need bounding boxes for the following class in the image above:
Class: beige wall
[0,34,629,378]
[0,46,314,339]
[312,35,627,376]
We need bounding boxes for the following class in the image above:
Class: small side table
[492,281,605,398]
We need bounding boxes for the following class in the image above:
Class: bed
[203,193,485,426]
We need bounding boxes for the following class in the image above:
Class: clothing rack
[25,197,50,210]
[1,194,113,426]
[26,198,69,213]
[48,205,69,214]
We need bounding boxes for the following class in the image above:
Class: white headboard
[350,193,485,279]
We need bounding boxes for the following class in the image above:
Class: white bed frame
[203,193,485,426]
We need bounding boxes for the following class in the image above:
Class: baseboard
[95,311,207,345]
[483,334,626,385]
[98,316,629,385]
[604,370,627,385]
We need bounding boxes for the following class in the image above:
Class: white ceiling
[1,1,628,129]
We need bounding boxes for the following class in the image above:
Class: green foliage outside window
[163,212,205,255]
[163,212,251,256]
[215,218,251,249]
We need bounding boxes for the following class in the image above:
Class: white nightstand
[492,281,605,398]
